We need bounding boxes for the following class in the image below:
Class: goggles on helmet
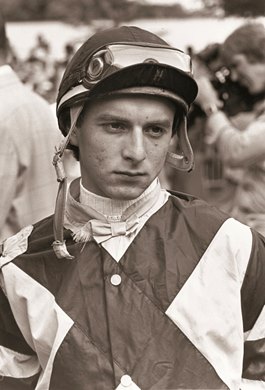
[57,43,192,110]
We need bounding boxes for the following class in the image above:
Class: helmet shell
[56,26,198,135]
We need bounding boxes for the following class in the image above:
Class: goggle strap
[52,104,83,182]
[166,115,194,172]
[52,104,83,260]
[52,179,74,260]
[64,104,84,157]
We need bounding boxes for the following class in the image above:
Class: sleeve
[0,280,40,389]
[0,123,18,233]
[240,230,265,388]
[206,110,265,168]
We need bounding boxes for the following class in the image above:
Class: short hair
[221,22,265,64]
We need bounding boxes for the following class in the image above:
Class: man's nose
[122,129,147,163]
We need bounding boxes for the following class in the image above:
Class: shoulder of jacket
[0,215,57,268]
[168,190,226,218]
[167,191,230,241]
[0,225,34,268]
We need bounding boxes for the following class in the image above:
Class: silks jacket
[0,192,265,389]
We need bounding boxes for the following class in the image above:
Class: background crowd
[0,0,265,240]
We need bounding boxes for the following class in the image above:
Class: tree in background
[2,0,50,21]
[91,0,139,25]
[201,0,265,17]
[222,0,265,17]
[1,0,139,23]
[1,0,265,22]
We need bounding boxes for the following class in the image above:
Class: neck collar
[79,178,158,218]
[64,178,161,243]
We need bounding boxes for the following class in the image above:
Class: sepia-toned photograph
[0,0,264,389]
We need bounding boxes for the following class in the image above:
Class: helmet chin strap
[166,114,194,172]
[52,104,83,260]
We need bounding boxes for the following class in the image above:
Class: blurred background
[3,0,264,103]
[3,0,265,201]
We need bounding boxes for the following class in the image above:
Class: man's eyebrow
[96,114,173,127]
[96,113,128,122]
[146,119,173,128]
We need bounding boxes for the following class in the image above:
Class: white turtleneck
[79,178,158,217]
[65,178,170,261]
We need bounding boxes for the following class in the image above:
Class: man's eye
[111,122,123,129]
[105,122,126,132]
[146,126,165,137]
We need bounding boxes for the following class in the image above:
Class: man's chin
[108,185,148,201]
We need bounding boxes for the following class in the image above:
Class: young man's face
[228,53,265,94]
[73,94,175,200]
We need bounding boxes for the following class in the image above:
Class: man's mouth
[114,171,146,177]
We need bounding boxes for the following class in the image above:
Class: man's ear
[69,126,79,146]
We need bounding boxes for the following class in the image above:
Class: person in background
[0,25,265,390]
[195,22,265,235]
[0,13,62,242]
